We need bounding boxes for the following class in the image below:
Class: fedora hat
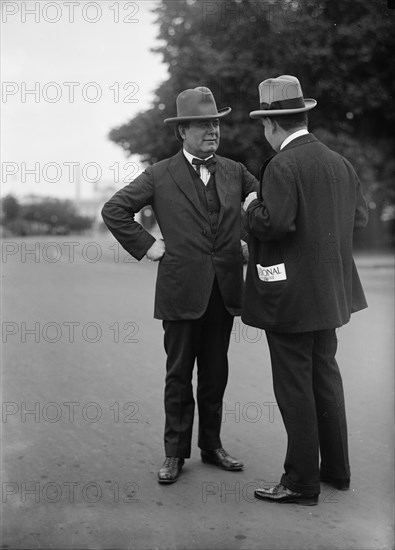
[250,75,317,118]
[164,86,231,125]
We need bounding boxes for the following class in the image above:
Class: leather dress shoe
[201,448,243,471]
[157,457,184,484]
[255,483,318,506]
[320,476,350,491]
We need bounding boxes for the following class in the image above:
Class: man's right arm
[101,168,157,261]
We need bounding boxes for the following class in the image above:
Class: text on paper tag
[256,262,287,282]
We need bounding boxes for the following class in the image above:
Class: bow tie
[192,156,217,174]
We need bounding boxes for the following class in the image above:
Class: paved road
[1,236,394,550]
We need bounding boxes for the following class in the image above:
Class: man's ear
[270,118,278,133]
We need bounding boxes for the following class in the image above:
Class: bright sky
[1,0,168,199]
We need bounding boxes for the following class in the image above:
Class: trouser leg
[312,329,350,480]
[196,279,234,451]
[162,319,201,458]
[265,330,320,495]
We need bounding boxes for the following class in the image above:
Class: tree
[1,195,20,221]
[21,199,93,234]
[109,0,395,215]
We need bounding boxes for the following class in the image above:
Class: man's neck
[183,148,213,161]
[280,128,309,151]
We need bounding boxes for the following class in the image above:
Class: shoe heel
[294,496,318,506]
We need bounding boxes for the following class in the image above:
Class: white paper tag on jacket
[256,263,287,282]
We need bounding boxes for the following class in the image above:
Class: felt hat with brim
[250,75,317,118]
[164,87,231,125]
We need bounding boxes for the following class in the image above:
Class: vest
[185,159,221,234]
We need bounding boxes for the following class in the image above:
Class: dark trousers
[265,329,350,495]
[162,279,234,458]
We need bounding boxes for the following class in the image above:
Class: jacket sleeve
[101,167,156,260]
[239,163,259,243]
[342,157,368,229]
[245,159,298,241]
[240,162,259,199]
[354,172,369,229]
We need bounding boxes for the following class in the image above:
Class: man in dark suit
[242,75,368,505]
[102,87,258,483]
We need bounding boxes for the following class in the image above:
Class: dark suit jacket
[102,150,258,320]
[242,133,368,333]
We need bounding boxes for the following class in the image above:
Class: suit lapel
[168,150,208,221]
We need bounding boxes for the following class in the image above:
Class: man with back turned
[102,87,258,483]
[242,75,368,505]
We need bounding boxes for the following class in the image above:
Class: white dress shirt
[280,128,309,151]
[183,149,213,185]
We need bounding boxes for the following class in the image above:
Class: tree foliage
[109,0,394,207]
[1,196,94,235]
[2,194,20,221]
[21,199,93,233]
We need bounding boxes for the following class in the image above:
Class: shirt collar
[280,129,309,151]
[183,148,214,165]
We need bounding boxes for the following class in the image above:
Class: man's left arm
[238,163,259,249]
[354,173,369,229]
[243,160,298,241]
[341,157,369,229]
[239,162,259,199]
